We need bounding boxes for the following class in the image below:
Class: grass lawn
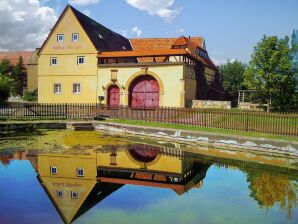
[106,118,298,142]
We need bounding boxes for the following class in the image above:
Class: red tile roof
[129,37,203,51]
[128,37,203,63]
[0,51,33,66]
[103,36,217,69]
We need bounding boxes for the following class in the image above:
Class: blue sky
[0,0,297,65]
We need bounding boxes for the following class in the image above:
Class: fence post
[204,110,207,127]
[246,110,249,132]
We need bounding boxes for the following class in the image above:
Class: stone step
[72,123,93,127]
[74,126,95,131]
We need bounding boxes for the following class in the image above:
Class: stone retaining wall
[192,100,231,109]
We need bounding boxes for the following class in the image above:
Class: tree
[244,35,297,111]
[219,60,246,104]
[11,56,27,96]
[0,73,13,102]
[291,30,298,107]
[291,30,298,71]
[245,170,297,218]
[0,58,13,75]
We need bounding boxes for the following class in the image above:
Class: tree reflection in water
[246,170,298,218]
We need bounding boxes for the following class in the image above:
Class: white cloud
[126,0,182,22]
[211,57,237,66]
[0,0,57,51]
[211,58,228,66]
[176,27,184,34]
[115,26,143,38]
[69,0,100,6]
[131,26,142,37]
[83,9,91,16]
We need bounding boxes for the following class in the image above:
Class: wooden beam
[97,176,186,191]
[97,49,187,58]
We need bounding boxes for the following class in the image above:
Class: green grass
[106,118,298,142]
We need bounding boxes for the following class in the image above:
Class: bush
[0,74,13,102]
[23,89,38,102]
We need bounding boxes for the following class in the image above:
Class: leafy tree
[244,35,297,111]
[0,74,13,102]
[219,60,246,103]
[245,170,297,218]
[0,58,13,75]
[291,30,298,106]
[291,30,298,71]
[11,56,27,96]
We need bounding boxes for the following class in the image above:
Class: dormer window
[72,33,79,42]
[57,34,64,42]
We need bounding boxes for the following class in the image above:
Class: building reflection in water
[26,144,211,224]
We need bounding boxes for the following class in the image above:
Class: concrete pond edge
[93,122,298,158]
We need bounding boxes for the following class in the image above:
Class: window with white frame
[77,56,85,65]
[72,33,79,42]
[77,168,85,177]
[56,190,64,198]
[50,57,58,66]
[54,83,62,94]
[50,166,58,175]
[71,191,79,199]
[57,34,64,42]
[73,83,81,94]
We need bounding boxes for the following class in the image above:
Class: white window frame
[50,57,58,66]
[50,166,58,175]
[77,168,85,177]
[73,83,81,94]
[77,56,85,65]
[57,34,64,42]
[54,83,62,94]
[72,33,79,42]
[56,190,64,198]
[71,191,79,199]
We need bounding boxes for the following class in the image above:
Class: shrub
[0,74,13,102]
[23,89,38,102]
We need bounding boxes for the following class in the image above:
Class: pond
[0,130,297,224]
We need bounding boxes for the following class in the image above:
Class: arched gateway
[107,85,120,107]
[129,75,160,108]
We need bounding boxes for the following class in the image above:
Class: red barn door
[108,85,120,107]
[130,75,159,109]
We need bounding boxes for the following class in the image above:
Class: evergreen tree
[11,56,27,96]
[244,35,297,111]
[0,58,13,76]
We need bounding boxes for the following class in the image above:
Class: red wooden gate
[129,75,160,108]
[108,85,120,107]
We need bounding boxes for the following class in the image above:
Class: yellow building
[38,4,222,107]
